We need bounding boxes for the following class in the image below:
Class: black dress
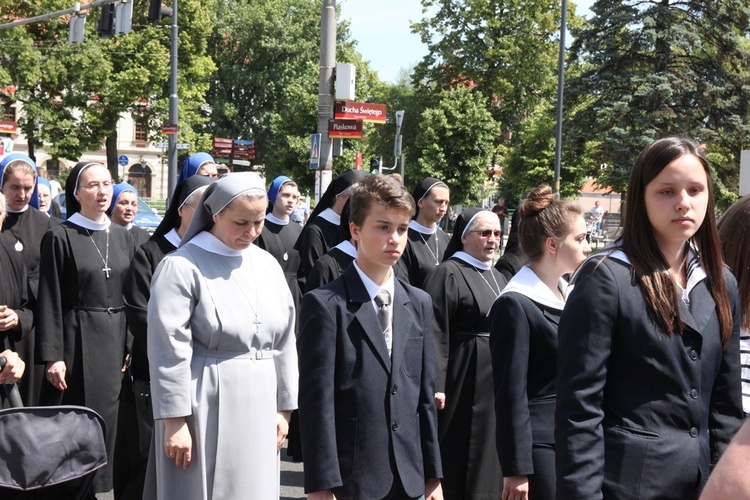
[0,240,33,408]
[255,218,303,314]
[36,220,135,492]
[398,225,451,288]
[489,267,564,499]
[0,207,52,405]
[305,244,356,293]
[129,225,151,248]
[295,216,338,289]
[422,256,508,500]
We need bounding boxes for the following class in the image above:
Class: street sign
[233,159,251,166]
[153,141,168,149]
[334,102,387,123]
[233,139,254,146]
[310,133,321,170]
[162,124,178,134]
[118,155,129,167]
[0,121,18,134]
[329,119,364,139]
[176,143,191,150]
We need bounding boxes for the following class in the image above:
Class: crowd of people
[0,136,749,500]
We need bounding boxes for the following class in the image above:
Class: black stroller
[0,360,108,499]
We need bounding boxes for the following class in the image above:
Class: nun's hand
[0,305,19,332]
[0,350,25,384]
[277,411,291,452]
[45,361,67,391]
[164,417,192,470]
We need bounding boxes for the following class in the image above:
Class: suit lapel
[390,279,413,377]
[680,279,715,335]
[343,265,392,372]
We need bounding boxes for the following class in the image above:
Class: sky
[338,0,597,84]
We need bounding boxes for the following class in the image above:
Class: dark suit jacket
[298,264,443,499]
[489,291,560,477]
[555,255,743,500]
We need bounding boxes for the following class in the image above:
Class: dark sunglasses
[472,229,502,238]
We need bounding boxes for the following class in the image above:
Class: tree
[415,86,499,205]
[565,0,750,206]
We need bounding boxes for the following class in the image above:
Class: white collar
[266,212,289,226]
[499,266,567,310]
[186,231,244,257]
[6,204,29,214]
[452,251,491,271]
[594,246,707,296]
[67,212,111,231]
[318,208,341,225]
[165,228,181,247]
[333,239,357,258]
[353,260,395,303]
[124,222,134,230]
[409,219,437,235]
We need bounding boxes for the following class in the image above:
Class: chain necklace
[418,231,440,265]
[475,267,501,299]
[8,226,23,251]
[220,251,262,335]
[87,228,111,278]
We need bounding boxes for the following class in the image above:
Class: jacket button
[690,389,698,399]
[689,427,699,438]
[391,385,398,395]
[690,350,698,360]
[391,422,399,431]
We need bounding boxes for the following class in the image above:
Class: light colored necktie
[375,289,392,355]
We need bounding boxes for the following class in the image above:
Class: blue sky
[338,0,597,83]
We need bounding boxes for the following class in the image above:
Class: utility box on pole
[741,150,750,196]
[335,63,356,101]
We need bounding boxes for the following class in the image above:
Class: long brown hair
[718,195,750,332]
[620,137,733,345]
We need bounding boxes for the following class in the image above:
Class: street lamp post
[553,0,568,198]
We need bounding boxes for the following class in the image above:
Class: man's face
[351,203,411,274]
[273,184,300,217]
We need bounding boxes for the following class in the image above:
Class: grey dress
[144,232,298,499]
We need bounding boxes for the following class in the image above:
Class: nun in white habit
[144,173,298,500]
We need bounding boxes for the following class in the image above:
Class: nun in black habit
[36,162,136,494]
[0,196,33,408]
[0,153,52,406]
[294,169,366,289]
[254,176,303,314]
[396,177,451,288]
[422,207,507,500]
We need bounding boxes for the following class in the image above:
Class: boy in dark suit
[298,174,443,500]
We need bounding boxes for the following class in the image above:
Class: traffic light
[148,0,173,24]
[370,157,380,174]
[97,4,115,38]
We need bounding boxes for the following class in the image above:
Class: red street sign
[213,137,233,145]
[334,102,387,123]
[329,119,364,139]
[162,124,178,135]
[0,121,18,133]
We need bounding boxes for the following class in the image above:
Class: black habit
[36,221,135,493]
[255,218,303,315]
[295,216,338,289]
[422,257,508,499]
[398,226,451,288]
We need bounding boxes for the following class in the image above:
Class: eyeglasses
[79,181,113,191]
[472,229,502,239]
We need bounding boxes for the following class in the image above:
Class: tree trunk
[105,133,119,181]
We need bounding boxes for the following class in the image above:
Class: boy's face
[351,203,410,274]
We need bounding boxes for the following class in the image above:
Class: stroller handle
[0,356,25,408]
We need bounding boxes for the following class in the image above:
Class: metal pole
[167,0,179,199]
[0,0,118,31]
[317,0,336,193]
[553,0,568,198]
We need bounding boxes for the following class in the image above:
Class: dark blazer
[489,289,560,477]
[555,255,743,500]
[298,264,443,499]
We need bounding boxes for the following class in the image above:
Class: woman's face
[38,185,52,213]
[196,162,218,178]
[75,165,113,217]
[554,215,590,274]
[461,214,501,263]
[644,154,708,253]
[111,191,138,227]
[210,195,266,250]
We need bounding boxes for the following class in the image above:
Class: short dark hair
[349,174,415,227]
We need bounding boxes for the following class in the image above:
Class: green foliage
[414,86,499,205]
[565,0,750,208]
